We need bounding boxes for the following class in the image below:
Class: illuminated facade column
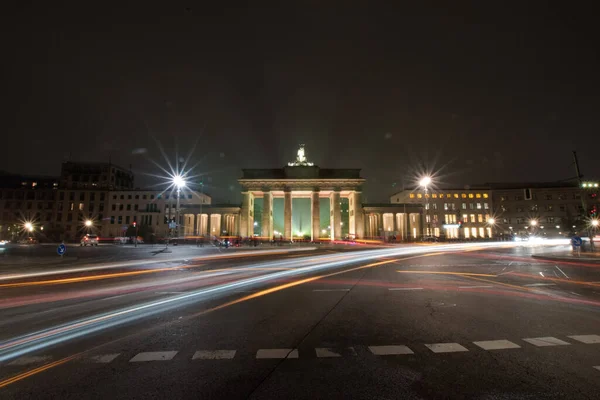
[262,191,273,239]
[311,190,320,241]
[210,213,222,236]
[349,191,364,239]
[396,213,407,240]
[284,189,292,240]
[199,214,208,235]
[330,191,341,240]
[240,192,254,237]
[193,214,198,235]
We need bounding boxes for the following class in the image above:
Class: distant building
[390,187,493,239]
[60,161,134,190]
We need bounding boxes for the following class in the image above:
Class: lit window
[470,214,476,223]
[477,214,483,223]
[424,193,429,198]
[78,203,84,211]
[461,194,467,199]
[461,203,466,209]
[432,194,437,199]
[463,214,468,222]
[471,227,477,237]
[468,194,474,199]
[483,194,488,199]
[484,203,489,209]
[476,194,481,198]
[453,194,459,199]
[486,227,492,237]
[446,194,452,198]
[479,227,485,237]
[417,194,422,199]
[409,194,415,199]
[464,228,470,238]
[477,203,482,209]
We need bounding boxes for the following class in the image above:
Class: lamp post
[419,176,432,238]
[173,175,186,240]
[487,217,495,240]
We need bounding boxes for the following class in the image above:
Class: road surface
[0,241,599,399]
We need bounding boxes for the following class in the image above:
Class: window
[120,195,124,200]
[89,204,94,212]
[559,205,566,212]
[476,193,481,199]
[119,204,123,211]
[484,203,489,210]
[479,227,485,238]
[100,193,105,201]
[500,196,507,201]
[471,227,477,238]
[27,202,32,209]
[468,194,474,199]
[530,204,538,212]
[545,194,553,200]
[143,195,147,199]
[112,204,116,211]
[426,215,431,223]
[461,194,467,199]
[67,213,73,222]
[469,203,474,210]
[150,194,155,199]
[110,216,115,224]
[99,204,104,212]
[477,214,483,223]
[444,203,449,210]
[125,216,130,224]
[431,203,437,210]
[417,194,422,199]
[166,195,170,200]
[113,195,117,200]
[446,194,452,199]
[461,203,466,209]
[59,192,65,201]
[79,193,85,201]
[503,218,510,224]
[547,217,555,223]
[483,194,488,199]
[126,204,131,211]
[545,205,554,211]
[69,202,74,211]
[470,214,476,223]
[432,194,437,199]
[135,195,139,199]
[118,216,122,224]
[134,204,139,211]
[128,195,132,199]
[78,203,84,211]
[515,195,523,201]
[462,214,468,222]
[425,203,429,210]
[424,193,429,199]
[476,203,482,209]
[516,217,525,224]
[558,194,566,200]
[453,194,459,199]
[464,227,470,238]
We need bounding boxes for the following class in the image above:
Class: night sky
[2,3,599,203]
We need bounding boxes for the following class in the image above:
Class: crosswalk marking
[369,345,414,355]
[192,350,236,360]
[568,335,600,344]
[473,340,520,350]
[256,349,299,359]
[130,351,178,362]
[315,348,342,357]
[522,337,571,347]
[425,343,469,353]
[7,355,51,366]
[89,354,121,363]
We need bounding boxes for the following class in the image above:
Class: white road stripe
[89,353,121,363]
[568,335,600,344]
[256,349,299,359]
[369,345,414,355]
[555,266,569,279]
[8,355,51,366]
[389,287,424,291]
[312,289,350,292]
[523,283,556,287]
[594,366,600,371]
[315,348,342,357]
[458,285,494,289]
[425,343,469,353]
[130,351,178,362]
[473,340,520,350]
[522,337,571,347]
[192,350,236,360]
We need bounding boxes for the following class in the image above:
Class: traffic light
[458,220,463,229]
[591,205,598,218]
[133,221,137,228]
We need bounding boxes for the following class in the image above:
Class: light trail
[0,241,549,363]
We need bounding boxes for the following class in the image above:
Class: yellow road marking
[0,353,81,388]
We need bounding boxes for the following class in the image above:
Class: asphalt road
[1,241,599,399]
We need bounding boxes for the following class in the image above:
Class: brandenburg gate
[238,145,365,240]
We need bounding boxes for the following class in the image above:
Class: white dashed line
[555,266,569,279]
[523,337,571,347]
[312,289,350,292]
[388,287,424,291]
[8,355,52,366]
[256,349,299,359]
[89,354,121,363]
[315,348,342,357]
[369,345,414,355]
[130,351,178,362]
[473,340,520,350]
[192,350,236,360]
[425,343,469,353]
[568,335,600,344]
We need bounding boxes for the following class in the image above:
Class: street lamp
[24,222,33,232]
[487,218,495,225]
[419,176,432,237]
[173,175,186,239]
[84,219,93,230]
[530,219,538,227]
[592,219,599,227]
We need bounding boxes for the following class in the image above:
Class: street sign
[57,244,66,256]
[572,236,583,247]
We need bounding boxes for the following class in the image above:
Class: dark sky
[2,3,599,202]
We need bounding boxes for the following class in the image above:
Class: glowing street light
[172,175,187,240]
[487,218,495,225]
[530,219,538,227]
[419,176,432,188]
[24,222,33,232]
[84,219,93,227]
[592,219,599,227]
[419,176,432,237]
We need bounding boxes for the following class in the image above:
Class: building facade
[60,161,134,190]
[391,187,494,239]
